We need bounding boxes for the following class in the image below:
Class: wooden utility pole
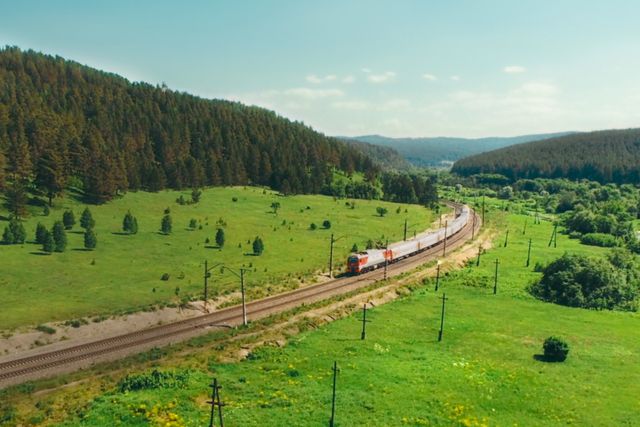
[504,230,509,248]
[329,233,335,278]
[476,246,482,267]
[548,223,558,248]
[438,293,448,342]
[204,260,209,311]
[435,261,441,292]
[493,259,499,295]
[522,218,528,235]
[403,218,408,241]
[526,238,532,267]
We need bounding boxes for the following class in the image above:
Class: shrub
[122,211,138,234]
[309,223,317,230]
[580,233,617,247]
[62,210,75,229]
[189,218,197,229]
[322,220,331,229]
[2,226,13,245]
[543,336,569,362]
[80,208,95,229]
[215,228,225,248]
[3,219,26,244]
[84,228,97,250]
[232,197,238,202]
[176,195,186,205]
[191,189,202,203]
[351,243,358,252]
[42,230,54,253]
[161,273,170,281]
[376,207,388,217]
[36,325,56,335]
[118,369,190,392]
[52,221,67,252]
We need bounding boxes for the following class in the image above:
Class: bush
[191,189,202,203]
[42,230,54,253]
[52,221,67,252]
[2,226,13,245]
[161,214,172,234]
[35,223,48,244]
[123,211,138,234]
[309,223,317,230]
[351,243,358,252]
[118,369,190,392]
[252,236,264,255]
[62,210,75,229]
[322,220,331,229]
[215,228,225,248]
[161,273,170,281]
[542,336,569,362]
[176,195,186,205]
[3,219,26,244]
[376,207,388,217]
[189,218,197,229]
[580,233,617,247]
[36,325,56,335]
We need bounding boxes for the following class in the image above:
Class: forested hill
[451,128,640,184]
[340,138,411,171]
[347,132,573,167]
[0,47,375,203]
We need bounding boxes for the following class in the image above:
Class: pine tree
[252,236,264,255]
[215,228,225,248]
[52,221,67,252]
[9,219,26,244]
[351,243,358,252]
[6,181,28,218]
[80,208,95,229]
[191,188,202,203]
[35,223,48,244]
[42,230,54,253]
[131,217,138,234]
[35,148,66,206]
[123,211,136,234]
[2,226,14,244]
[63,210,76,230]
[0,149,5,190]
[84,228,97,250]
[161,214,172,234]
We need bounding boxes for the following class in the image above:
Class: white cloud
[306,74,337,84]
[342,75,355,84]
[332,97,410,112]
[450,75,460,81]
[422,73,437,81]
[284,87,344,99]
[332,100,371,111]
[368,71,396,83]
[503,65,526,74]
[361,67,372,73]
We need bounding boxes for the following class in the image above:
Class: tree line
[0,47,377,208]
[452,129,640,185]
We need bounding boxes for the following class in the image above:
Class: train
[346,204,471,274]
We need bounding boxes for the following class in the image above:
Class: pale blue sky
[2,0,640,137]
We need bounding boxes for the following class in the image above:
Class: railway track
[0,204,480,388]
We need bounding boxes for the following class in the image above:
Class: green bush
[580,233,617,247]
[118,369,191,392]
[543,336,569,362]
[253,236,264,255]
[161,214,172,234]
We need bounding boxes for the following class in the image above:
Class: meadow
[0,187,436,330]
[49,208,639,426]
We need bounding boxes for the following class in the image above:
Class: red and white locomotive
[347,205,471,274]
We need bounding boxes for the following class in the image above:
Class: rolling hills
[452,128,640,184]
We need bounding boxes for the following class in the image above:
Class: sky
[1,0,640,138]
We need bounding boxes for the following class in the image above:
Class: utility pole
[493,259,499,295]
[221,266,250,326]
[329,233,334,279]
[360,303,371,340]
[403,218,408,241]
[471,212,477,240]
[383,239,389,280]
[439,214,442,228]
[208,377,225,427]
[504,230,509,248]
[548,223,558,248]
[522,218,528,235]
[438,293,448,342]
[442,220,448,256]
[435,260,441,292]
[526,238,532,267]
[329,361,339,427]
[476,246,482,267]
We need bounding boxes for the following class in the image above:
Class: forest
[0,47,377,206]
[451,128,640,184]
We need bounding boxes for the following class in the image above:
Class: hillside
[347,132,573,167]
[0,47,375,203]
[452,128,640,184]
[340,138,411,171]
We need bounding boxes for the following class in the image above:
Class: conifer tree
[35,148,66,206]
[6,181,28,218]
[42,230,54,253]
[84,228,97,250]
[9,219,26,244]
[63,210,76,230]
[52,221,67,252]
[2,226,14,244]
[123,211,137,234]
[80,207,95,229]
[252,236,264,255]
[35,223,48,244]
[161,214,172,234]
[215,228,225,248]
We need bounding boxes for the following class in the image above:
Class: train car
[346,204,471,275]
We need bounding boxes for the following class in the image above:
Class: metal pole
[361,304,367,340]
[240,269,247,326]
[216,382,224,427]
[329,233,334,278]
[403,218,407,241]
[504,230,509,248]
[493,259,499,295]
[208,378,217,427]
[476,246,482,267]
[435,262,441,292]
[204,260,208,311]
[438,293,447,342]
[526,238,532,267]
[442,220,448,256]
[330,361,338,427]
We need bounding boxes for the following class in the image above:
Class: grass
[38,209,638,426]
[0,187,436,330]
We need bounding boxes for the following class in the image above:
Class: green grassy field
[0,187,436,330]
[50,210,639,426]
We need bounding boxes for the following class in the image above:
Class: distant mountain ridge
[451,128,640,184]
[339,138,411,171]
[344,132,575,167]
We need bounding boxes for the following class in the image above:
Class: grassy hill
[17,201,637,426]
[347,133,573,168]
[0,187,435,330]
[452,128,640,184]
